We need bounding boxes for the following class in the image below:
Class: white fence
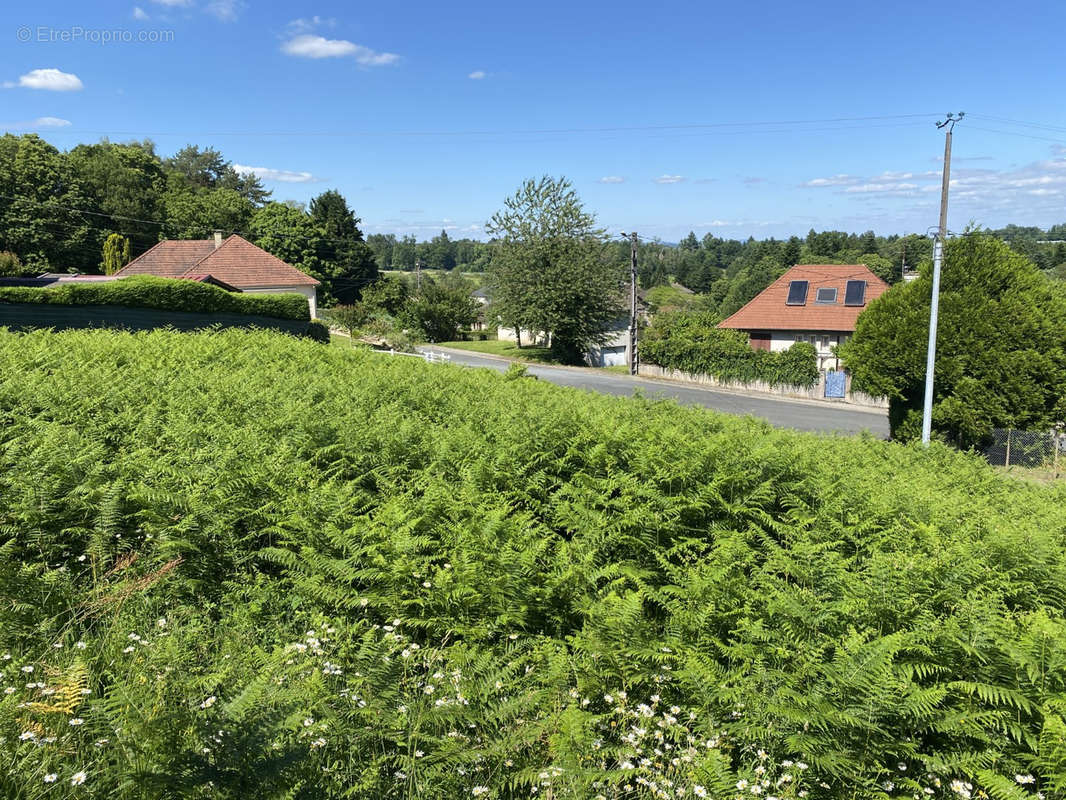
[370,348,452,365]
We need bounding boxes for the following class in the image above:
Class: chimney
[213,230,223,250]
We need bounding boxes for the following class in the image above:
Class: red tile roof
[718,264,890,333]
[116,240,217,278]
[115,235,319,288]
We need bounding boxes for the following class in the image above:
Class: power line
[13,113,941,140]
[964,124,1066,146]
[968,113,1066,135]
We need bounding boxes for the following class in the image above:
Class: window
[815,287,838,304]
[844,279,867,306]
[820,335,830,350]
[786,280,809,305]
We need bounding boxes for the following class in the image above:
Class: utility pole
[415,258,423,294]
[921,111,964,445]
[627,232,639,375]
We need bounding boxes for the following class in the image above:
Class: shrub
[0,327,1064,797]
[840,235,1066,445]
[641,311,819,387]
[0,274,310,320]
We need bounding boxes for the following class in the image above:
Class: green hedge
[0,274,310,321]
[642,311,820,387]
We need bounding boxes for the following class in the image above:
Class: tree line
[3,132,1065,318]
[0,134,377,303]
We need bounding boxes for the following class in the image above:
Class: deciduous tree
[486,176,623,364]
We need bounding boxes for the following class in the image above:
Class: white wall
[497,326,548,346]
[768,331,847,371]
[243,285,317,319]
[586,326,632,367]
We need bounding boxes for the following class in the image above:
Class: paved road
[418,347,890,437]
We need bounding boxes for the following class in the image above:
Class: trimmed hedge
[0,274,311,321]
[641,311,820,387]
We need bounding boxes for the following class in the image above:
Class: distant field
[2,327,1065,797]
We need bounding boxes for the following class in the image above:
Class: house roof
[117,240,217,278]
[115,235,319,288]
[718,264,890,333]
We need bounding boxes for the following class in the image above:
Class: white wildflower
[71,771,87,785]
[472,787,490,797]
[199,696,216,709]
[1016,775,1036,785]
[69,718,84,726]
[44,773,57,783]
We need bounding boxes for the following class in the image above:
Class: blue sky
[2,0,1065,241]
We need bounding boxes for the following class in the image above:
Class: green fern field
[1,328,1065,800]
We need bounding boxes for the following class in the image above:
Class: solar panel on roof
[844,279,867,306]
[786,280,808,305]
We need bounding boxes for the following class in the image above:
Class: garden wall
[637,363,888,409]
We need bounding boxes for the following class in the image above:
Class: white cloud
[844,182,919,194]
[802,174,861,187]
[133,6,149,19]
[653,175,685,184]
[281,34,399,65]
[205,0,244,21]
[233,163,322,183]
[701,219,777,228]
[598,176,625,184]
[16,69,83,91]
[150,0,192,5]
[468,70,486,80]
[2,116,72,129]
[285,16,335,35]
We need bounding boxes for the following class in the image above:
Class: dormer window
[815,287,837,304]
[786,280,809,305]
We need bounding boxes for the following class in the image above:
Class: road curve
[417,347,890,437]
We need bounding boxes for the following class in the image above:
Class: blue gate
[824,370,846,399]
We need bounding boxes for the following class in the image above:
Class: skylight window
[815,287,838,304]
[786,280,809,305]
[844,279,867,306]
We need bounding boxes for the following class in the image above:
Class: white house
[718,264,890,371]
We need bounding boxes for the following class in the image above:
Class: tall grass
[0,328,1064,799]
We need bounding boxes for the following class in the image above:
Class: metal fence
[981,428,1066,468]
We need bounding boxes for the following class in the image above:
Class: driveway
[418,347,890,437]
